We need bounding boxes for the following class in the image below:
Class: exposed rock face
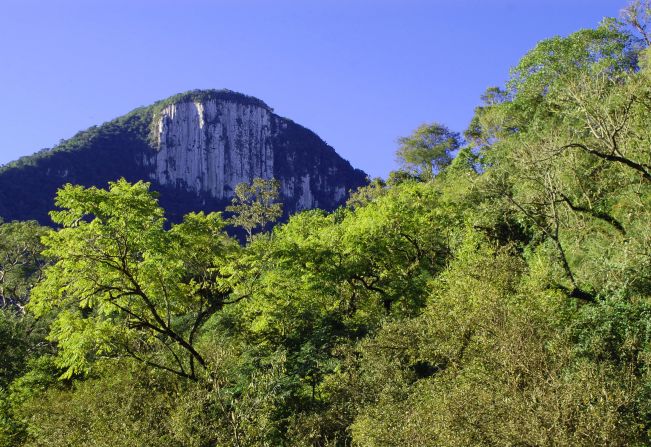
[150,100,275,200]
[0,90,367,224]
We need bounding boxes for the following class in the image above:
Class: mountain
[0,90,367,225]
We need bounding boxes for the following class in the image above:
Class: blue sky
[1,0,625,178]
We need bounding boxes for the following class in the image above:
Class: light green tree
[396,123,461,181]
[29,179,241,380]
[226,178,283,240]
[622,0,651,46]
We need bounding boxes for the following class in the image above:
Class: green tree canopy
[5,7,651,447]
[0,221,49,311]
[29,179,241,380]
[226,177,283,240]
[396,123,461,181]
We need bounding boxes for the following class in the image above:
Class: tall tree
[396,123,461,181]
[622,0,651,46]
[468,19,651,301]
[29,179,241,380]
[226,178,283,240]
[0,221,49,311]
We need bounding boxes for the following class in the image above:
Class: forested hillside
[1,7,651,447]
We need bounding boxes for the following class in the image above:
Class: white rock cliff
[146,95,360,211]
[0,90,367,225]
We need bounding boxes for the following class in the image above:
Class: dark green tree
[0,221,49,311]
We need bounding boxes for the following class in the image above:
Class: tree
[352,237,650,446]
[467,18,651,302]
[226,178,283,240]
[0,221,49,311]
[396,123,461,181]
[345,177,387,209]
[29,179,241,380]
[622,0,651,46]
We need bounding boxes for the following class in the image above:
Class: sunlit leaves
[29,179,239,380]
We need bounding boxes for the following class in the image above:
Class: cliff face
[0,90,367,224]
[149,100,275,200]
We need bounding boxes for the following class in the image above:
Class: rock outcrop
[0,90,367,224]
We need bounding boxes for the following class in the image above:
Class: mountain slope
[0,90,367,224]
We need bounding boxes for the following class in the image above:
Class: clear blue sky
[0,0,626,178]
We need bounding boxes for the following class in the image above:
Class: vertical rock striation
[146,90,366,213]
[150,100,275,200]
[0,89,368,225]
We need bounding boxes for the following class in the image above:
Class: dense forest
[2,6,651,446]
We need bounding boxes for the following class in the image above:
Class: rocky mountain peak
[0,90,367,224]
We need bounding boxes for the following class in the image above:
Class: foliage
[29,179,240,380]
[621,0,651,45]
[226,177,283,240]
[0,221,49,310]
[351,238,650,446]
[396,122,461,180]
[149,89,273,117]
[16,360,177,447]
[3,6,651,446]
